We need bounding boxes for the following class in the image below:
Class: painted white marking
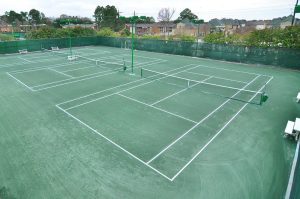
[17,57,32,63]
[144,68,260,94]
[118,93,197,124]
[147,75,261,164]
[33,60,165,91]
[56,62,189,107]
[285,140,300,199]
[61,65,97,73]
[56,105,172,181]
[151,76,213,106]
[170,76,273,181]
[6,72,34,91]
[64,64,200,110]
[49,68,73,78]
[182,71,248,84]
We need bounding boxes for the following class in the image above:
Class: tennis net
[77,55,126,71]
[43,48,70,58]
[141,68,266,105]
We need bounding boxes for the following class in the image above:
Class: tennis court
[0,45,299,198]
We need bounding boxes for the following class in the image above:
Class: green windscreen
[0,36,299,69]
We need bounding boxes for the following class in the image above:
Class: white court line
[285,140,300,199]
[144,68,260,94]
[48,68,73,78]
[196,64,269,77]
[61,65,97,73]
[6,72,34,91]
[10,60,92,74]
[118,93,197,124]
[33,59,166,91]
[134,48,272,77]
[11,54,128,74]
[17,57,33,63]
[31,59,164,89]
[146,75,261,164]
[64,64,200,110]
[56,105,172,181]
[182,71,248,84]
[31,68,111,88]
[0,55,68,69]
[31,59,137,88]
[151,76,213,106]
[7,54,128,73]
[170,76,274,181]
[56,60,182,107]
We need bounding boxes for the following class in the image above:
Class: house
[175,19,197,36]
[62,23,96,29]
[210,25,225,33]
[280,21,292,29]
[125,23,153,35]
[245,20,272,30]
[151,22,176,36]
[198,23,211,37]
[0,20,12,32]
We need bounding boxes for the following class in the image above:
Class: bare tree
[157,8,175,38]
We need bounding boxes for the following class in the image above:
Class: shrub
[97,28,118,37]
[0,34,15,41]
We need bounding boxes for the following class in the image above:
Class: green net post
[131,24,134,73]
[131,13,136,74]
[141,68,143,77]
[123,58,127,71]
[68,19,73,56]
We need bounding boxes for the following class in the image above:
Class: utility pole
[68,19,72,56]
[131,11,136,74]
[292,0,299,25]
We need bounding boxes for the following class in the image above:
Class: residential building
[0,20,12,32]
[175,19,197,36]
[280,21,292,29]
[151,22,176,36]
[62,23,96,29]
[125,23,153,35]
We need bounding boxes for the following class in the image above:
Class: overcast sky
[0,0,297,21]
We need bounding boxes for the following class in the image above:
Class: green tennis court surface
[0,45,300,198]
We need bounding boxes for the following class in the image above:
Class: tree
[157,8,175,22]
[157,8,175,38]
[94,5,120,30]
[20,12,28,24]
[28,9,43,24]
[176,8,198,22]
[4,11,22,23]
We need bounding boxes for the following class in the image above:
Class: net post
[141,68,143,77]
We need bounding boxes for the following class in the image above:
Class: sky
[0,0,297,21]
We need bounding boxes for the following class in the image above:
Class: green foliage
[179,35,196,42]
[28,9,45,24]
[0,34,15,41]
[94,5,120,31]
[245,26,300,48]
[120,28,131,37]
[140,35,162,40]
[204,33,244,45]
[54,17,92,27]
[3,11,22,23]
[26,27,96,39]
[175,8,198,23]
[1,9,45,25]
[204,26,300,48]
[97,28,118,37]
